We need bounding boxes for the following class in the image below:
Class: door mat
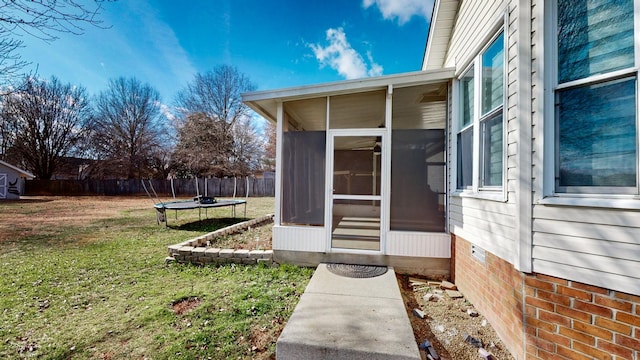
[326,263,388,278]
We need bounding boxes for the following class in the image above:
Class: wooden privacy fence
[25,177,275,197]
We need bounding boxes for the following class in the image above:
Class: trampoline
[142,178,249,226]
[154,198,247,226]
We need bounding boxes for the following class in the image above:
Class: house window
[456,30,505,193]
[480,33,504,187]
[457,68,474,189]
[554,0,637,194]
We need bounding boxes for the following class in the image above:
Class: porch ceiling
[242,68,454,125]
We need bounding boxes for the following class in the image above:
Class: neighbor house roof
[422,0,460,71]
[0,160,35,179]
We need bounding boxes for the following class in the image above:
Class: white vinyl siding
[532,205,640,295]
[532,0,640,296]
[449,197,516,261]
[446,1,517,265]
[445,1,507,69]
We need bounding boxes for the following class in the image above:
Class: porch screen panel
[390,129,446,232]
[281,131,326,226]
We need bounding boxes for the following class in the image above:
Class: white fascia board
[422,0,441,70]
[0,160,34,179]
[422,0,459,71]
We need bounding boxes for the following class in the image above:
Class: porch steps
[332,216,381,251]
[332,227,380,238]
[331,239,380,251]
[276,264,421,360]
[335,221,380,229]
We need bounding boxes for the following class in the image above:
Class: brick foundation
[525,274,640,360]
[453,234,526,358]
[453,235,640,360]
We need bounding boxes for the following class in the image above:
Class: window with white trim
[553,0,638,194]
[456,30,505,193]
[457,67,474,189]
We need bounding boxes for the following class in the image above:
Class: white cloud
[309,28,383,80]
[366,51,383,77]
[158,102,177,123]
[133,2,197,87]
[363,0,433,25]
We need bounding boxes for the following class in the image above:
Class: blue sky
[17,0,433,108]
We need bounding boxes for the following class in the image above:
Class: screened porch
[243,69,454,260]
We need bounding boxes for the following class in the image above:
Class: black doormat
[326,263,388,278]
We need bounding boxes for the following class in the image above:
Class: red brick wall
[525,274,640,360]
[453,235,640,360]
[453,235,526,359]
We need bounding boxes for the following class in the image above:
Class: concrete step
[276,264,421,360]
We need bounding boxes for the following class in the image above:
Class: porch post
[274,101,284,226]
[382,84,393,253]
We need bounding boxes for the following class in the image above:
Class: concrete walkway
[276,264,421,360]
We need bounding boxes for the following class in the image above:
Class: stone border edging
[166,214,275,266]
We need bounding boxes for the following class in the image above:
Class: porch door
[329,131,385,252]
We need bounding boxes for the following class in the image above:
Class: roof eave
[422,0,460,71]
[0,159,35,179]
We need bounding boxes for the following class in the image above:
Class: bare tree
[230,116,264,177]
[263,121,276,171]
[0,38,27,88]
[171,112,233,177]
[0,76,92,179]
[175,65,256,128]
[172,65,258,177]
[91,77,168,179]
[0,1,113,89]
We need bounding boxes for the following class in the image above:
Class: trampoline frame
[154,199,247,226]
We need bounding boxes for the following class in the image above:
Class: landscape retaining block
[166,215,275,266]
[219,249,234,258]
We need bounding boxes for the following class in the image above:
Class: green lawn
[0,197,313,359]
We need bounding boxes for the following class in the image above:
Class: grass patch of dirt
[172,297,202,315]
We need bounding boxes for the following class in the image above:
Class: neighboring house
[51,157,93,180]
[0,160,34,199]
[243,1,640,359]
